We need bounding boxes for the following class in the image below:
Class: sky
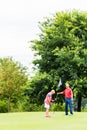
[0,0,87,73]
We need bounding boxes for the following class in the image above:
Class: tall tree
[25,72,54,105]
[0,57,28,112]
[31,10,87,111]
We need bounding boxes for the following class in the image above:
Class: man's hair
[66,83,70,87]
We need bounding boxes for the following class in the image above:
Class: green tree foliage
[25,72,54,105]
[31,10,87,111]
[0,57,28,112]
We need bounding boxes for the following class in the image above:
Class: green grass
[0,112,87,130]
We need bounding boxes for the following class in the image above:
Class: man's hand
[57,92,61,95]
[57,92,59,95]
[57,92,63,95]
[71,98,73,102]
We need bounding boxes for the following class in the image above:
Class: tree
[25,72,53,105]
[0,57,28,112]
[31,10,87,111]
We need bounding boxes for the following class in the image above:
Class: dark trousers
[65,98,73,115]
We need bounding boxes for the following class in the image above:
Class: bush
[50,103,65,111]
[22,103,39,111]
[0,100,8,113]
[22,103,65,112]
[82,104,87,112]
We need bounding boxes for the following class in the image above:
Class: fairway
[0,112,87,130]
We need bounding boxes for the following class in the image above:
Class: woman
[44,89,55,117]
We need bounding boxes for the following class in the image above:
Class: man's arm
[57,92,63,95]
[71,90,73,101]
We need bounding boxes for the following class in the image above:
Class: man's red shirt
[62,88,73,98]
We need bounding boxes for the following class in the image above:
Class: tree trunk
[77,94,82,112]
[8,96,10,112]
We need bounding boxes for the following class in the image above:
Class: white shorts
[44,103,50,109]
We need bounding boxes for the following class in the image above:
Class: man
[57,83,73,115]
[44,89,55,117]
